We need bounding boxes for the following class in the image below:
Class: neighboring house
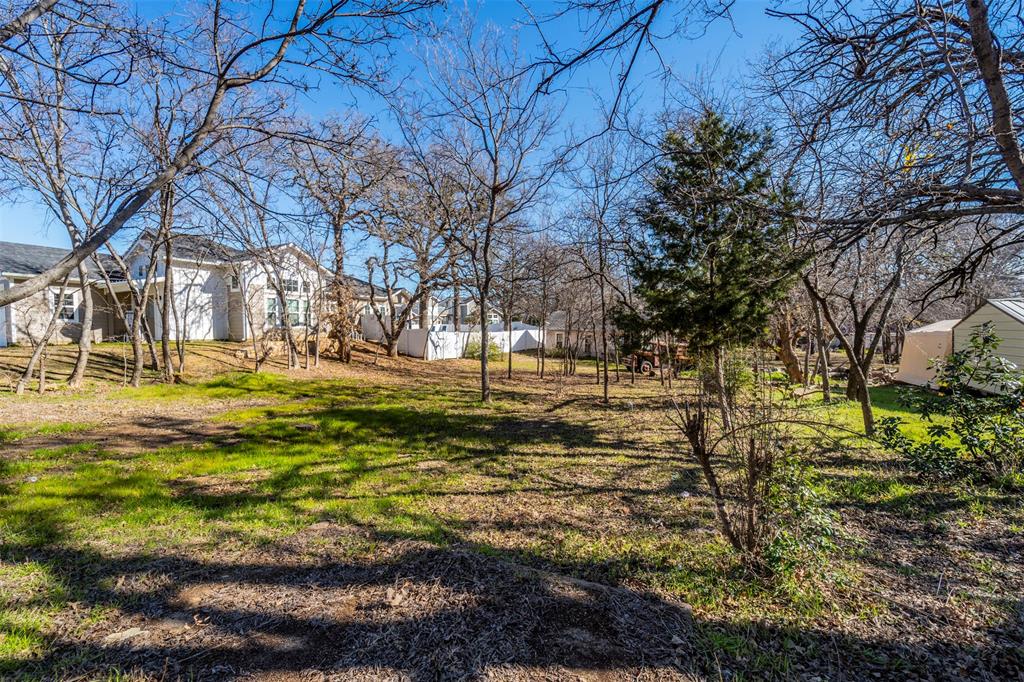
[543,310,599,358]
[0,235,408,348]
[0,241,116,347]
[434,297,501,329]
[121,232,331,343]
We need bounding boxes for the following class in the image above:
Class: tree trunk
[130,304,145,388]
[142,313,159,369]
[809,289,830,402]
[332,216,352,363]
[37,347,46,394]
[480,291,491,402]
[419,288,430,329]
[713,347,733,431]
[16,280,69,394]
[67,263,93,388]
[774,312,803,384]
[161,234,174,383]
[507,315,513,379]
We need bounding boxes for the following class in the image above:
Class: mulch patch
[26,523,695,681]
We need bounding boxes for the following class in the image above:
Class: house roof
[0,236,406,301]
[0,241,119,279]
[545,311,567,330]
[132,230,244,263]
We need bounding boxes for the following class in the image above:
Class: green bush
[464,338,502,361]
[879,323,1024,483]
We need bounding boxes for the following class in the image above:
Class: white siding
[0,278,8,347]
[153,264,230,341]
[954,304,1024,366]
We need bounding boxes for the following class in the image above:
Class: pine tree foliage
[629,109,803,352]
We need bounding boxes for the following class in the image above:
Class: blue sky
[0,1,798,257]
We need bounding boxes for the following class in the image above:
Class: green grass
[0,366,1015,675]
[0,366,624,668]
[0,421,97,445]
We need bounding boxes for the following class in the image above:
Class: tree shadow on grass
[3,528,1022,681]
[3,375,1022,679]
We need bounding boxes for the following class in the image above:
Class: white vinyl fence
[361,316,543,360]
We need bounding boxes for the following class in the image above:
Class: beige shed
[894,319,960,388]
[953,298,1024,367]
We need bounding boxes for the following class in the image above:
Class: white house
[0,235,405,348]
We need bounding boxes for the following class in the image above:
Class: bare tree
[765,0,1024,293]
[13,275,69,394]
[804,234,912,435]
[401,17,561,401]
[363,175,454,357]
[289,120,398,362]
[0,0,438,307]
[0,0,58,44]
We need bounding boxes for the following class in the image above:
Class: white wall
[0,278,8,347]
[242,250,325,334]
[362,316,542,360]
[954,304,1024,392]
[154,263,229,341]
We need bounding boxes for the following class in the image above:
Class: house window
[301,280,310,294]
[584,338,592,355]
[487,312,500,325]
[266,297,280,326]
[556,333,564,349]
[229,274,239,291]
[281,278,299,294]
[267,297,302,326]
[53,292,76,321]
[136,264,145,278]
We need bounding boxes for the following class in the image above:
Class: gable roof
[987,299,1024,325]
[0,241,119,279]
[130,230,244,263]
[956,298,1024,328]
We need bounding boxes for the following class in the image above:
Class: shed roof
[955,298,1024,328]
[908,319,960,334]
[986,299,1024,325]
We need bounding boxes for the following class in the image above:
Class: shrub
[464,338,502,361]
[879,323,1024,482]
[678,349,836,575]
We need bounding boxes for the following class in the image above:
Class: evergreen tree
[628,109,803,423]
